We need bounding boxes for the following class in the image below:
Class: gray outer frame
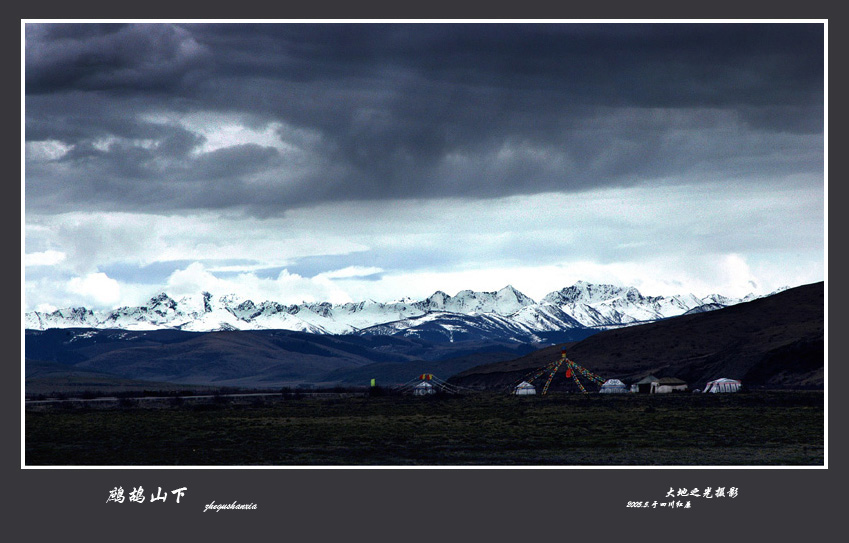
[13,0,835,541]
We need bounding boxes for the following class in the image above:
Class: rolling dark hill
[449,282,824,391]
[320,346,536,387]
[25,329,426,388]
[25,328,545,390]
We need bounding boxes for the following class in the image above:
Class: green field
[25,391,824,466]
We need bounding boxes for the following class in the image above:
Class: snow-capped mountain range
[24,281,776,341]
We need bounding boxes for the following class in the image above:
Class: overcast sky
[24,22,825,311]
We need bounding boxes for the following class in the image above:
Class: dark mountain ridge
[450,281,824,391]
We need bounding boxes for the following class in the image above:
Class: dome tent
[599,379,628,394]
[704,378,742,393]
[413,381,435,396]
[513,381,537,395]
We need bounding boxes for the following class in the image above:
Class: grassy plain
[25,391,823,466]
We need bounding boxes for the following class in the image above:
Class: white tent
[513,381,537,395]
[704,378,742,393]
[599,378,628,394]
[413,381,435,396]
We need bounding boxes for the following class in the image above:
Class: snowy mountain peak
[497,284,534,303]
[702,293,735,306]
[423,291,451,310]
[543,281,641,305]
[537,281,755,328]
[218,293,242,305]
[419,286,536,316]
[148,292,177,310]
[621,286,644,303]
[24,281,759,335]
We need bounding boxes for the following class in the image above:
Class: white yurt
[413,381,435,396]
[599,379,628,394]
[704,378,742,393]
[513,381,537,395]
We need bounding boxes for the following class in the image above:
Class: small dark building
[655,377,688,393]
[630,375,688,393]
[631,375,660,393]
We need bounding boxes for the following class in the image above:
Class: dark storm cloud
[189,23,822,118]
[25,23,213,94]
[25,22,824,216]
[192,144,281,179]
